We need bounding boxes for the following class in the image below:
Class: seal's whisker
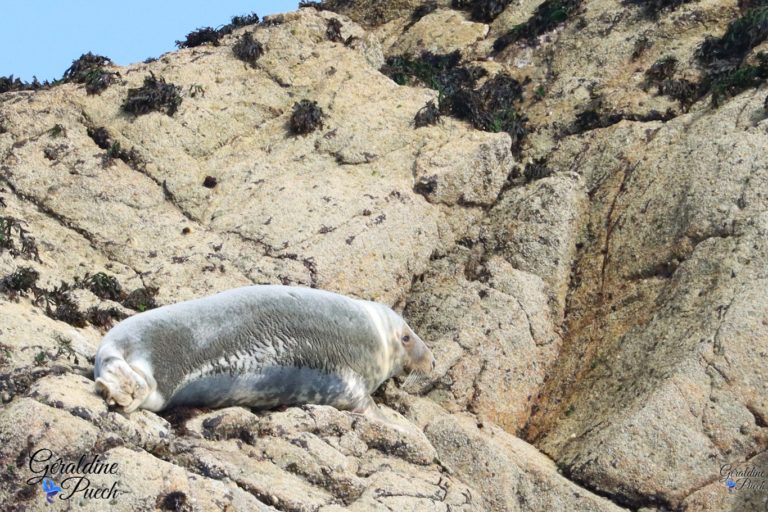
[403,370,416,387]
[411,372,428,387]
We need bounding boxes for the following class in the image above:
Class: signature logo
[26,449,121,502]
[41,477,62,504]
[725,478,737,493]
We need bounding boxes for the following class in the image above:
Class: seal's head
[379,307,435,381]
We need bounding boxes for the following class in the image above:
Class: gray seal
[94,285,435,421]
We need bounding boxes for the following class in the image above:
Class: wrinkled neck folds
[360,301,407,384]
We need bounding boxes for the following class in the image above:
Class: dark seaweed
[644,56,678,89]
[233,32,264,67]
[122,286,159,312]
[629,0,694,17]
[176,27,220,48]
[122,73,182,116]
[452,0,513,23]
[0,216,40,261]
[382,51,527,149]
[706,52,768,106]
[218,12,260,35]
[289,100,325,135]
[493,0,582,51]
[33,282,87,327]
[327,18,344,42]
[0,75,50,94]
[411,1,438,24]
[79,272,123,301]
[414,100,441,127]
[524,158,553,182]
[62,53,112,81]
[697,7,768,68]
[0,267,39,293]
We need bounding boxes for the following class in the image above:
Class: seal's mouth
[401,352,436,388]
[401,369,431,388]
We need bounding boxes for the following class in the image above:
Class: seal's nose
[431,358,436,370]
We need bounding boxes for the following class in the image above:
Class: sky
[0,1,299,82]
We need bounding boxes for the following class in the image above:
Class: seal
[94,285,435,421]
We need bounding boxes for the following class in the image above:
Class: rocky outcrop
[2,1,767,511]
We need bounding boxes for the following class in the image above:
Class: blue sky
[1,1,299,82]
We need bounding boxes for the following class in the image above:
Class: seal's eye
[401,335,411,344]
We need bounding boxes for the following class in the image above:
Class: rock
[170,405,475,511]
[413,130,513,206]
[681,450,768,511]
[483,173,585,320]
[388,394,628,512]
[0,398,100,507]
[2,1,767,509]
[389,9,490,56]
[405,251,560,432]
[317,0,427,27]
[527,93,768,508]
[74,446,275,511]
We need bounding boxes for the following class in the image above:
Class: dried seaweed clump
[644,56,678,89]
[566,96,675,135]
[86,306,127,328]
[494,0,582,51]
[218,12,260,35]
[0,267,39,293]
[452,0,513,23]
[414,100,441,127]
[0,216,40,261]
[289,100,325,135]
[86,126,144,169]
[695,7,768,105]
[178,11,260,46]
[176,27,220,48]
[657,78,702,109]
[233,32,265,67]
[75,271,158,313]
[122,286,159,312]
[630,0,694,17]
[62,52,118,95]
[641,55,702,109]
[0,266,158,327]
[411,1,438,24]
[122,73,182,116]
[0,75,49,94]
[78,272,123,301]
[327,18,344,42]
[383,51,527,149]
[706,52,768,106]
[466,73,527,146]
[157,491,191,512]
[523,158,553,182]
[34,282,87,328]
[383,51,487,120]
[697,7,768,68]
[298,1,325,8]
[63,52,111,81]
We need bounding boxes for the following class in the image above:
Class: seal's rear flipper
[95,358,151,413]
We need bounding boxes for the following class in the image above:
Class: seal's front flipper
[95,357,151,413]
[352,395,408,433]
[352,395,388,421]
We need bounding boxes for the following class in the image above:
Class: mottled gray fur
[94,285,434,416]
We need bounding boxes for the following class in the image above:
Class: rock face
[1,2,767,511]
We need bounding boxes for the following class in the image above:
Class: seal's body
[94,285,435,419]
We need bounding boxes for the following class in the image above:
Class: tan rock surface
[3,1,767,511]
